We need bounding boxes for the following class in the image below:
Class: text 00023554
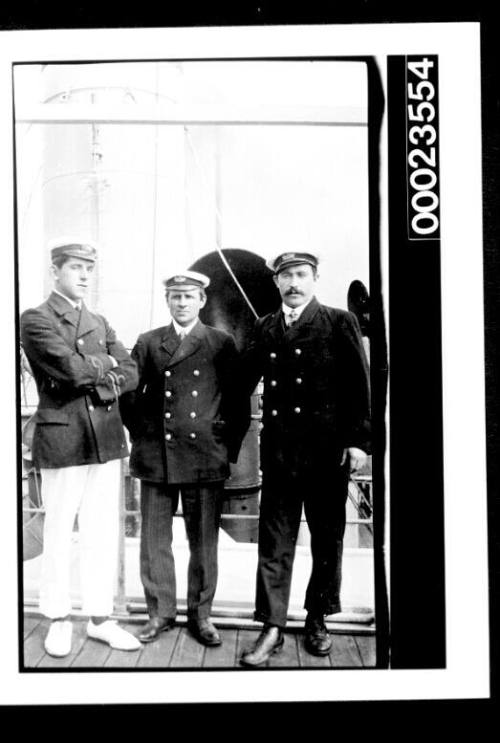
[406,56,441,240]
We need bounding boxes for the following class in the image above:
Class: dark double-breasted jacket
[243,296,371,480]
[21,291,138,469]
[120,320,250,485]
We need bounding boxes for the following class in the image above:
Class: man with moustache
[240,252,370,667]
[120,271,249,647]
[21,238,141,657]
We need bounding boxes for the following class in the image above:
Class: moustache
[285,289,303,295]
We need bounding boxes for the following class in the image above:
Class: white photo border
[0,22,488,703]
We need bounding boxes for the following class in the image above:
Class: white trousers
[39,460,121,619]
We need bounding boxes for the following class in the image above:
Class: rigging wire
[184,127,259,319]
[149,64,161,328]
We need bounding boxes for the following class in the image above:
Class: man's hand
[340,447,367,474]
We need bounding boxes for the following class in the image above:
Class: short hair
[51,254,95,270]
[165,287,206,302]
[51,254,72,269]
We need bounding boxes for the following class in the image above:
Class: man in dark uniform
[120,271,249,647]
[240,252,370,667]
[21,238,141,657]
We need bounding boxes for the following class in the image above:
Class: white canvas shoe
[86,619,141,651]
[44,620,73,657]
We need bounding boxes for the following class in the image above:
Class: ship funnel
[190,248,279,351]
[190,248,279,541]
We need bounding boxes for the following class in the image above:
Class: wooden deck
[23,613,376,670]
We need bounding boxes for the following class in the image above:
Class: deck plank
[23,617,50,668]
[296,633,331,668]
[104,648,142,668]
[24,614,42,639]
[329,634,363,667]
[21,613,374,670]
[38,620,88,668]
[169,627,205,668]
[354,635,377,667]
[136,627,181,669]
[104,623,143,668]
[202,629,238,668]
[267,632,299,668]
[71,633,112,667]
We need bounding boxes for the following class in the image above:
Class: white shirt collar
[53,289,82,310]
[172,317,199,336]
[281,296,313,320]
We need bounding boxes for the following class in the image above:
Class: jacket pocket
[35,409,70,425]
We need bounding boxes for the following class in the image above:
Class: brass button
[270,380,277,387]
[165,412,171,419]
[165,433,172,441]
[193,369,200,376]
[88,405,94,412]
[107,405,112,412]
[192,390,198,397]
[271,410,278,417]
[190,412,196,419]
[270,352,277,359]
[295,348,302,355]
[296,378,303,384]
[189,433,197,439]
[165,391,172,398]
[294,407,301,414]
[77,339,84,346]
[165,370,171,377]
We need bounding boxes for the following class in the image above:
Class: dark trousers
[140,480,223,621]
[254,465,349,628]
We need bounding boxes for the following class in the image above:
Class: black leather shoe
[138,616,176,643]
[240,625,284,667]
[304,614,332,656]
[187,618,222,647]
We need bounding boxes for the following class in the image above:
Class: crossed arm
[21,308,138,400]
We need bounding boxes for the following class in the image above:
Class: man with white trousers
[21,238,141,657]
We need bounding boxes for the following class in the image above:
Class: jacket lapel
[160,324,180,358]
[264,297,321,344]
[47,291,81,329]
[162,320,204,367]
[284,296,321,341]
[265,310,285,344]
[76,303,100,338]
